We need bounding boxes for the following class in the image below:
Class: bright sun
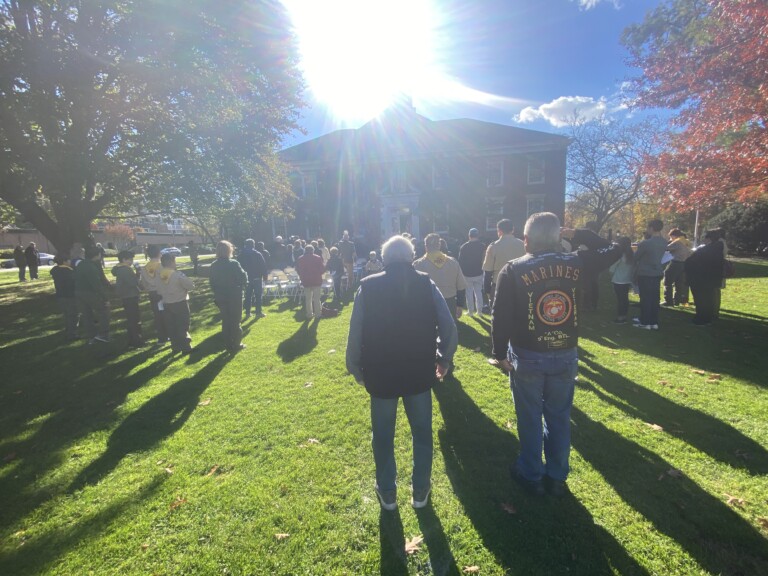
[282,0,442,121]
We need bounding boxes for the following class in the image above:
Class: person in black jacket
[492,212,621,498]
[238,238,268,318]
[685,230,725,326]
[13,245,26,282]
[458,228,486,316]
[347,235,457,511]
[50,255,79,340]
[24,242,39,280]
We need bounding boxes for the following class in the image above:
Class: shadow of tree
[69,352,230,489]
[276,319,319,362]
[571,407,768,575]
[578,354,768,474]
[0,476,164,576]
[433,378,649,576]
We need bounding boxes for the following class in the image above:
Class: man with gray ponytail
[491,213,621,497]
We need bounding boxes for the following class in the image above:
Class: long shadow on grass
[276,318,319,362]
[69,352,230,489]
[579,305,768,388]
[379,509,409,576]
[434,377,649,576]
[414,504,461,576]
[578,354,768,475]
[0,476,164,576]
[571,407,768,575]
[0,348,177,530]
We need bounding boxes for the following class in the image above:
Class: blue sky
[282,0,662,147]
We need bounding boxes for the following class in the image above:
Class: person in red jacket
[295,245,326,320]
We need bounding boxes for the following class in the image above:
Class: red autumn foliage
[624,0,768,208]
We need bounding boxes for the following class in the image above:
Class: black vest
[506,252,583,352]
[360,263,438,399]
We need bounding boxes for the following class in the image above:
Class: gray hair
[381,235,415,265]
[524,212,561,253]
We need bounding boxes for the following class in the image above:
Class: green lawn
[0,260,767,575]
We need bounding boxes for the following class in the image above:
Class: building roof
[280,107,569,167]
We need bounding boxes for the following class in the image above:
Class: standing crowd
[15,213,732,510]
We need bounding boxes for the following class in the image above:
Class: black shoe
[544,476,568,498]
[510,466,545,496]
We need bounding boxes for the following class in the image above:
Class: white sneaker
[412,485,431,509]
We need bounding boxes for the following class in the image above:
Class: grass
[0,259,766,575]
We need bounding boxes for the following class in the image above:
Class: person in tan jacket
[413,233,466,319]
[483,219,525,305]
[663,229,693,306]
[156,253,194,353]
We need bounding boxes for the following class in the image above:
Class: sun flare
[283,0,443,121]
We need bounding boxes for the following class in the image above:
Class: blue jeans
[244,278,263,315]
[510,347,578,482]
[637,275,662,325]
[370,390,432,492]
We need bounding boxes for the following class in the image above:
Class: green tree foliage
[0,1,303,253]
[707,202,768,255]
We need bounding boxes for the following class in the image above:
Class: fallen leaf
[198,398,212,406]
[657,473,665,481]
[405,535,424,555]
[617,361,627,365]
[725,494,746,507]
[644,422,664,431]
[505,421,513,430]
[667,468,683,478]
[675,387,687,395]
[141,543,149,550]
[657,380,669,386]
[169,497,187,510]
[707,374,722,382]
[307,438,321,444]
[328,349,336,354]
[304,382,313,388]
[156,460,165,465]
[691,369,707,376]
[2,452,17,463]
[205,465,219,477]
[757,517,768,530]
[463,567,480,574]
[164,467,174,475]
[500,502,517,514]
[735,449,750,460]
[274,533,290,540]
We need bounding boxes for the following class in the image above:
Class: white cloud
[514,96,608,127]
[572,0,621,9]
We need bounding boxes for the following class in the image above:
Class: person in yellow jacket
[483,219,525,306]
[139,244,169,345]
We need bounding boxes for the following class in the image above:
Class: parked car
[1,252,55,268]
[160,247,182,257]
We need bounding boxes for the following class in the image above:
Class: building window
[432,164,447,190]
[432,204,449,234]
[527,157,545,185]
[486,196,505,231]
[526,194,546,217]
[486,159,504,188]
[390,164,407,194]
[303,173,318,198]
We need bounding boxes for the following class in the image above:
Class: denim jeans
[637,275,662,325]
[370,390,432,492]
[510,347,578,482]
[244,278,263,315]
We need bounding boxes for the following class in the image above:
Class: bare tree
[566,114,661,231]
